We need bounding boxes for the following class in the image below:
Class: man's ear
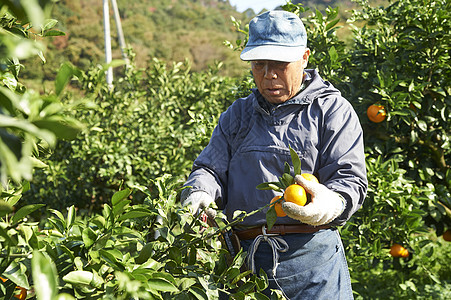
[302,48,311,68]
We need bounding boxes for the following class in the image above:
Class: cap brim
[240,45,306,62]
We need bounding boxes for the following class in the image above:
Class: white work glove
[181,190,216,219]
[282,175,346,226]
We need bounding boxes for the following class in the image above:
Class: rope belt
[246,225,289,276]
[235,224,331,240]
[241,224,331,300]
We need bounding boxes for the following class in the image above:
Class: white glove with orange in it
[282,175,346,226]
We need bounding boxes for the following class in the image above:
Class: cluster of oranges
[269,173,319,217]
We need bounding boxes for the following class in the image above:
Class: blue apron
[240,228,353,299]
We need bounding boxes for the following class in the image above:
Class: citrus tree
[338,0,451,297]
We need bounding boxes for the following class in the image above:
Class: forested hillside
[22,0,374,85]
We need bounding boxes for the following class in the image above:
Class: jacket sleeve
[182,102,240,209]
[316,96,368,226]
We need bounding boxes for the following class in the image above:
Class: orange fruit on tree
[284,184,307,206]
[367,104,387,123]
[270,195,286,217]
[0,277,27,299]
[443,229,451,242]
[14,287,27,300]
[390,243,409,258]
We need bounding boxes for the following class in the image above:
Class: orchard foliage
[24,57,253,210]
[1,0,450,299]
[0,1,84,187]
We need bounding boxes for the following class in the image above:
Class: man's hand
[281,175,345,226]
[181,190,216,219]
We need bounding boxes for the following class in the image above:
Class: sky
[229,0,288,13]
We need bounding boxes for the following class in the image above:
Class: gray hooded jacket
[184,69,367,228]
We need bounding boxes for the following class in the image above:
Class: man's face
[251,50,310,104]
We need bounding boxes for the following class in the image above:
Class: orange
[284,184,307,206]
[14,287,27,300]
[301,173,319,183]
[270,195,286,217]
[0,277,27,299]
[390,243,409,258]
[443,229,451,242]
[367,104,387,123]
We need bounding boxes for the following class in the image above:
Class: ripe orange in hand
[301,173,319,183]
[270,195,286,217]
[284,184,307,206]
[367,104,387,123]
[390,243,409,258]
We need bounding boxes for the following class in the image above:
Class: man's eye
[274,62,289,68]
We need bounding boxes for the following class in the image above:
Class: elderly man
[182,10,367,299]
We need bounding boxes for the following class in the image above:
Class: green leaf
[111,188,132,206]
[151,272,177,286]
[11,204,45,224]
[32,119,82,140]
[256,182,282,191]
[232,270,253,284]
[42,19,58,31]
[4,261,30,289]
[66,205,76,229]
[99,249,125,271]
[189,286,208,299]
[0,200,13,218]
[417,120,427,131]
[326,18,340,31]
[135,242,154,264]
[0,115,56,146]
[280,173,294,188]
[266,206,277,231]
[328,46,338,63]
[44,29,65,37]
[116,208,155,222]
[82,227,97,248]
[0,226,17,246]
[289,146,302,175]
[284,161,291,174]
[148,278,179,292]
[0,86,18,114]
[62,270,94,286]
[178,277,196,291]
[55,62,74,96]
[32,251,58,299]
[112,199,131,216]
[169,247,182,266]
[232,210,246,219]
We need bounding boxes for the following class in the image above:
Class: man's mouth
[266,88,282,95]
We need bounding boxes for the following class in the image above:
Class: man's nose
[264,64,277,79]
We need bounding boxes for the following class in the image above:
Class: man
[182,10,367,299]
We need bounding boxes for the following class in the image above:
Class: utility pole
[103,0,113,89]
[110,0,129,67]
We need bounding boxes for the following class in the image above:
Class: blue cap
[240,11,307,62]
